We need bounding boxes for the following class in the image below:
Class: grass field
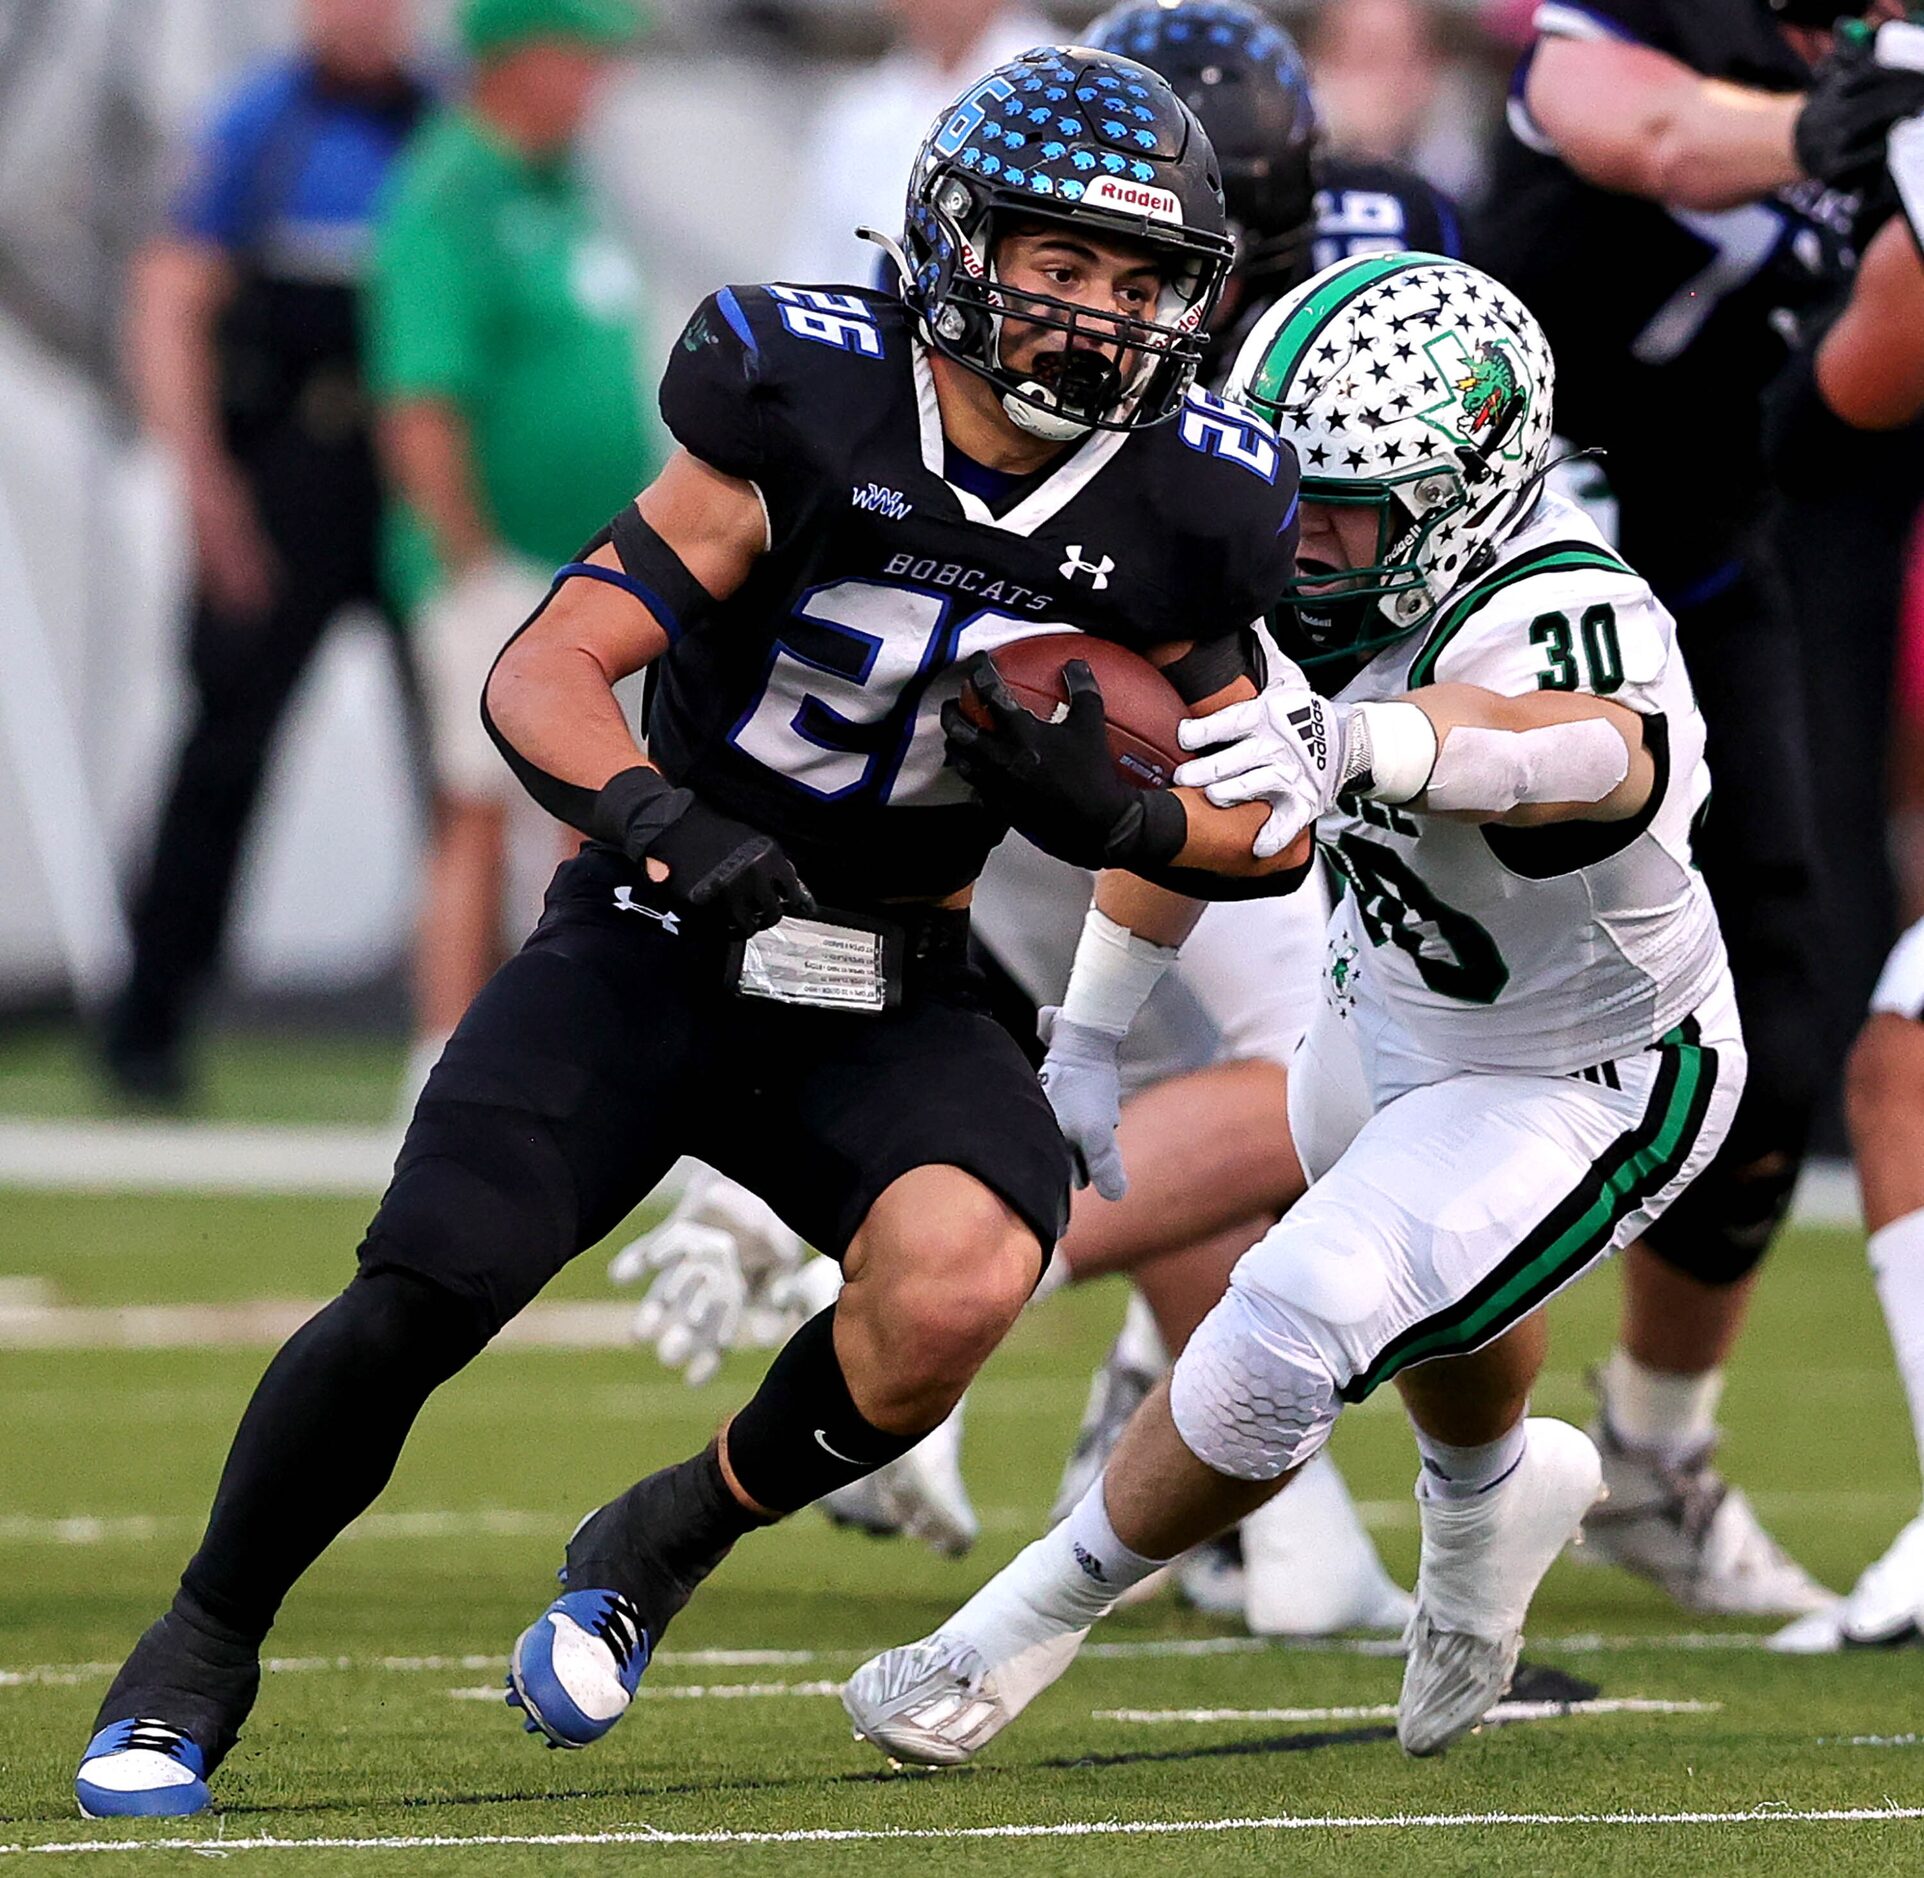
[4,1149,1924,1872]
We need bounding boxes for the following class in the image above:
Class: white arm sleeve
[1424,717,1631,815]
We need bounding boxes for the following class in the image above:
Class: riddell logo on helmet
[1084,176,1182,224]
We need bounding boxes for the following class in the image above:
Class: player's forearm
[1169,790,1311,876]
[1815,217,1924,429]
[124,240,234,470]
[378,399,497,574]
[1402,685,1649,824]
[1528,40,1801,211]
[1092,870,1204,949]
[483,544,675,827]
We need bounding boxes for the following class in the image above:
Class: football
[962,632,1187,789]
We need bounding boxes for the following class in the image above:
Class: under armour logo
[1060,546,1115,589]
[612,885,680,934]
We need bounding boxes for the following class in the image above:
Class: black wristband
[588,765,692,861]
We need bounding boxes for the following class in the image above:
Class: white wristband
[1059,908,1179,1037]
[1348,701,1439,805]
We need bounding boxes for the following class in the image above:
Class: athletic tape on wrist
[1425,717,1630,815]
[1349,701,1438,804]
[1059,907,1180,1036]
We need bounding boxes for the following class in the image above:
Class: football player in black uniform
[1473,0,1924,1616]
[73,48,1309,1818]
[1769,46,1924,1654]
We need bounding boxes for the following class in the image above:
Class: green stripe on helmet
[1246,251,1453,418]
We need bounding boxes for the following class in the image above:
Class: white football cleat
[1398,1418,1602,1757]
[1771,1511,1924,1653]
[1580,1407,1830,1616]
[842,1623,1086,1767]
[1243,1452,1414,1637]
[818,1398,978,1558]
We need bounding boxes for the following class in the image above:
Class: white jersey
[1320,489,1727,1075]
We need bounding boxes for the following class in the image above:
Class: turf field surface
[3,1180,1924,1875]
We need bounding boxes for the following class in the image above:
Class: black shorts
[360,848,1071,1333]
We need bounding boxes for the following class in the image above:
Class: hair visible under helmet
[1224,251,1557,668]
[893,45,1236,441]
[1086,0,1318,293]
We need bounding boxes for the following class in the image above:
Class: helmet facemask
[914,173,1224,438]
[1283,465,1470,665]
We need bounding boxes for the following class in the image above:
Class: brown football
[961,633,1186,790]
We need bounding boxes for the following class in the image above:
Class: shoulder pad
[1410,542,1673,704]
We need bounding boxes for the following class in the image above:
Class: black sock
[725,1305,930,1514]
[177,1264,491,1644]
[564,1443,768,1646]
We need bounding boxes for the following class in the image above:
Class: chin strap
[1004,387,1094,442]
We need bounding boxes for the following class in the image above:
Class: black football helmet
[1088,0,1318,291]
[898,46,1235,439]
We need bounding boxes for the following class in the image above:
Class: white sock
[1869,1209,1924,1487]
[1600,1345,1722,1465]
[948,1481,1166,1653]
[1413,1419,1528,1501]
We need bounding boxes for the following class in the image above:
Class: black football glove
[1795,35,1924,191]
[940,654,1186,872]
[592,766,815,936]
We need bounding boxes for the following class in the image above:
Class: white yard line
[1095,1697,1720,1724]
[0,1300,633,1351]
[0,1117,1862,1225]
[450,1678,845,1703]
[7,1807,1924,1856]
[1,1633,1778,1691]
[0,1120,401,1194]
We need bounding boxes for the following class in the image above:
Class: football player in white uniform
[842,251,1745,1763]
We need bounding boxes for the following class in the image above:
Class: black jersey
[1471,0,1859,591]
[645,284,1300,906]
[1208,156,1461,382]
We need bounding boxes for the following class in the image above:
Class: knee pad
[358,1105,577,1338]
[332,1264,496,1377]
[1638,1141,1803,1286]
[1170,1283,1341,1481]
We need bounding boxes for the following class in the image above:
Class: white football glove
[1174,672,1353,860]
[608,1166,807,1385]
[1037,1006,1128,1202]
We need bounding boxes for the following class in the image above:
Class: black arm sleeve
[1133,850,1317,900]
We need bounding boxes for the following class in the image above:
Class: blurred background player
[1471,0,1924,1618]
[1767,47,1924,1648]
[99,0,429,1106]
[366,0,663,1104]
[778,0,1056,287]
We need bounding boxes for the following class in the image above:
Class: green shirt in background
[366,107,663,618]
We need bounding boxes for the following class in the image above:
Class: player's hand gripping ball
[942,640,1185,870]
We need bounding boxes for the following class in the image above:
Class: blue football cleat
[507,1588,650,1748]
[74,1719,210,1818]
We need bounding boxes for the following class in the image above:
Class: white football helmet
[1224,250,1557,668]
